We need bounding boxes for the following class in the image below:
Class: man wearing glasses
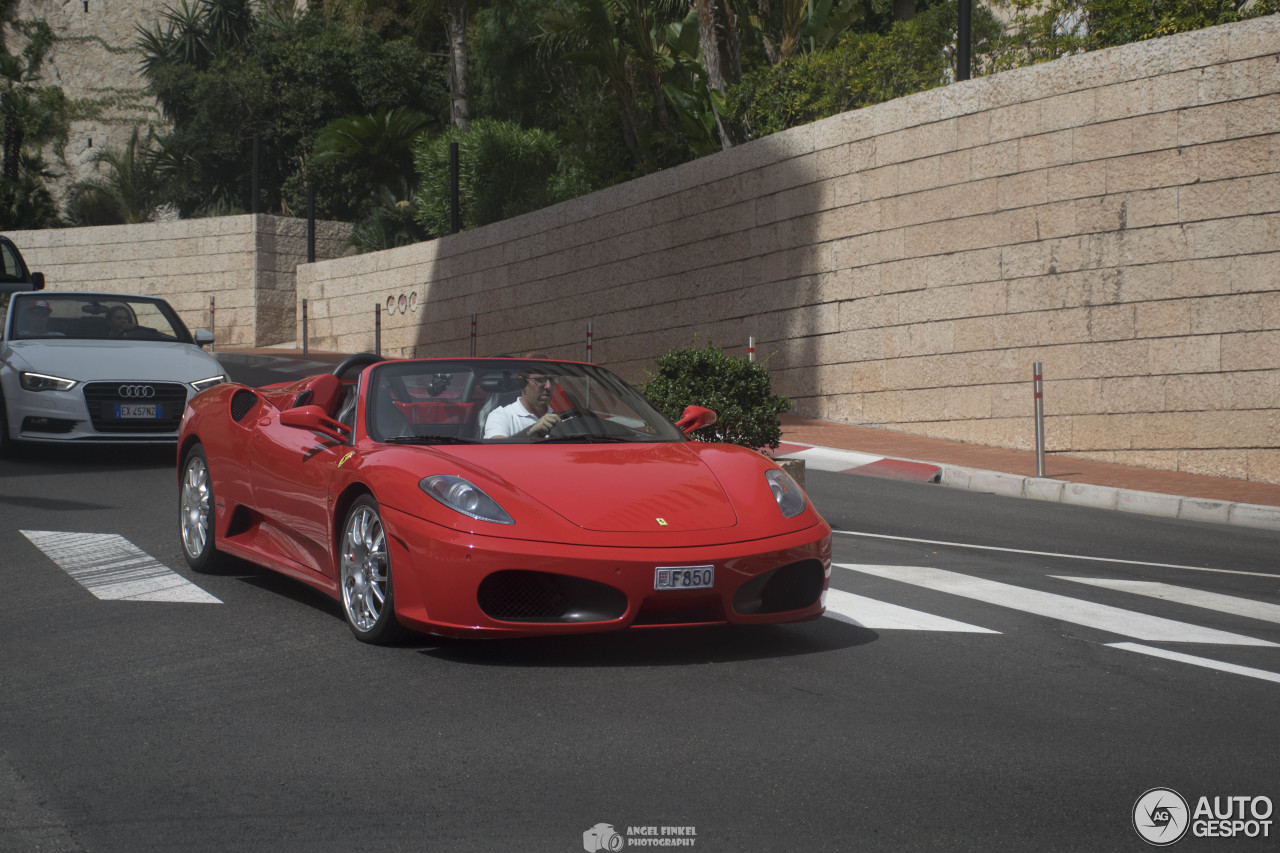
[484,366,562,439]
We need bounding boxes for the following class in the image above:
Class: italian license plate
[114,403,160,419]
[654,565,714,590]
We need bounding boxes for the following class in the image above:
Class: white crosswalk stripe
[1108,643,1280,684]
[1056,577,1280,624]
[831,563,1276,647]
[22,530,220,604]
[824,588,998,633]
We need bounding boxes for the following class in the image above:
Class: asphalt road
[1,377,1278,851]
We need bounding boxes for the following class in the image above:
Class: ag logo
[1133,787,1189,846]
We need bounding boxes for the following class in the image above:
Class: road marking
[1057,578,1280,624]
[835,563,1276,647]
[832,529,1280,579]
[1108,643,1280,685]
[21,530,220,604]
[824,588,999,633]
[792,447,883,472]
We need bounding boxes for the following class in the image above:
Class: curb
[939,464,1280,533]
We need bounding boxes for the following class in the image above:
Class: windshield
[8,294,193,343]
[366,360,688,445]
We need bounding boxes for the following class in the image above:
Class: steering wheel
[549,408,601,434]
[331,352,385,380]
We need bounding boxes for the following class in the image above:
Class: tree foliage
[413,118,586,236]
[1,12,71,227]
[987,0,1280,65]
[65,126,172,225]
[726,1,1004,138]
[137,0,447,219]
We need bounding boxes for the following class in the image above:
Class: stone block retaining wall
[13,215,352,347]
[299,17,1280,485]
[8,17,1279,485]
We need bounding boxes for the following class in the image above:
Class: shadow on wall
[406,130,830,404]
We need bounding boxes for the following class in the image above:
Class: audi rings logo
[117,384,156,399]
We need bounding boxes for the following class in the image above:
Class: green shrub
[641,341,792,451]
[413,118,587,235]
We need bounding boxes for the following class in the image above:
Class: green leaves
[412,118,584,236]
[641,340,792,451]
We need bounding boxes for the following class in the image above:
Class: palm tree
[65,127,170,225]
[314,105,430,188]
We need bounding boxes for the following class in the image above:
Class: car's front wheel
[179,444,225,572]
[340,495,406,644]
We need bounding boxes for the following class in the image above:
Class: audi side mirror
[676,405,717,435]
[30,272,44,291]
[193,329,214,348]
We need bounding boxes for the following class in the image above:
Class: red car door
[248,405,346,577]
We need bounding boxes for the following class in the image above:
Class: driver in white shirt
[484,367,561,439]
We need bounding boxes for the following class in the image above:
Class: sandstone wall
[13,0,167,194]
[299,16,1280,485]
[13,215,352,347]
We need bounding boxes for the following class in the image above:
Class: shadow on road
[416,618,876,667]
[0,443,175,478]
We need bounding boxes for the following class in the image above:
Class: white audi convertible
[0,291,226,454]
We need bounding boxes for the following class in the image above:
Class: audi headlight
[766,468,806,518]
[190,375,227,393]
[420,475,514,525]
[20,371,78,392]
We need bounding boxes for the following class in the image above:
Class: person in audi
[106,305,137,338]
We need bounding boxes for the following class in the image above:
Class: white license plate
[114,404,160,419]
[654,565,714,590]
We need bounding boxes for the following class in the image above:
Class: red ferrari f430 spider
[177,355,831,642]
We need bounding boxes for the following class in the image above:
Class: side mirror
[193,328,215,347]
[676,405,717,435]
[280,405,351,441]
[30,272,44,291]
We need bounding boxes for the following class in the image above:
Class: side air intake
[230,389,259,422]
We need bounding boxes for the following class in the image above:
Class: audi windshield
[8,293,194,343]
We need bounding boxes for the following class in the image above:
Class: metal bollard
[208,297,215,352]
[301,299,308,357]
[470,312,476,356]
[375,303,382,357]
[1033,362,1045,478]
[586,321,593,362]
[748,336,755,362]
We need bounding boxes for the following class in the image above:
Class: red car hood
[440,443,738,533]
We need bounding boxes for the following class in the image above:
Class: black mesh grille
[732,560,825,615]
[230,389,259,422]
[477,571,627,623]
[82,382,187,433]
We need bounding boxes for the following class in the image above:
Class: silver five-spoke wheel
[179,445,223,572]
[340,496,403,643]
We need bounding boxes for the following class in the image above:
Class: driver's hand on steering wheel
[527,412,561,437]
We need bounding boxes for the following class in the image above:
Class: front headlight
[20,371,79,392]
[190,375,227,393]
[766,468,807,518]
[420,475,515,525]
